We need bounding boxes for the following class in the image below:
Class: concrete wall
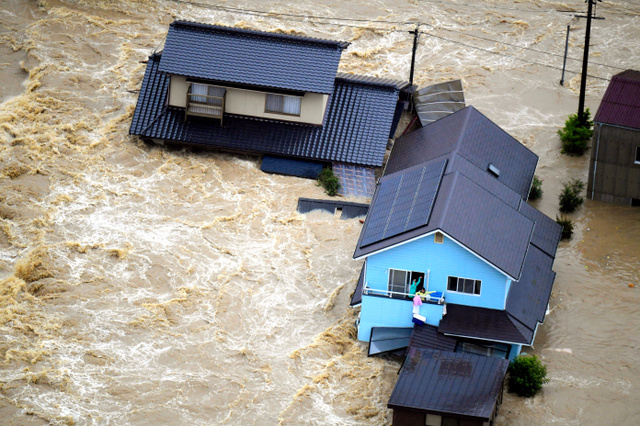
[588,123,640,205]
[168,75,328,125]
[357,233,510,341]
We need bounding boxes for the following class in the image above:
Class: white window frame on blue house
[447,276,481,296]
[387,268,425,299]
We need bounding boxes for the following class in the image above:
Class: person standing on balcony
[410,277,422,295]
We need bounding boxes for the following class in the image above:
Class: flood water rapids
[0,0,639,424]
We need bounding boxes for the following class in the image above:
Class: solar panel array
[361,159,446,247]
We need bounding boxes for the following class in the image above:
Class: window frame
[387,268,426,299]
[446,276,482,296]
[265,93,302,116]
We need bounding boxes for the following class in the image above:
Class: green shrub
[508,355,549,397]
[556,215,574,239]
[317,167,341,196]
[528,175,543,200]
[559,178,585,213]
[558,108,593,156]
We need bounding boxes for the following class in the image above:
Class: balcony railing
[185,85,226,125]
[362,284,445,304]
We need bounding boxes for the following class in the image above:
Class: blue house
[351,106,561,360]
[130,21,409,186]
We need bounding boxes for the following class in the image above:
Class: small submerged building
[350,106,562,425]
[130,20,409,194]
[587,69,640,206]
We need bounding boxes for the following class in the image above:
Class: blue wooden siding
[365,233,509,308]
[358,233,511,342]
[358,295,444,341]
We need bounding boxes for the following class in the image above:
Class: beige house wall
[168,75,328,125]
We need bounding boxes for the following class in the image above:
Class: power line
[166,0,620,80]
[170,0,414,26]
[433,26,628,72]
[419,31,610,81]
[415,0,570,15]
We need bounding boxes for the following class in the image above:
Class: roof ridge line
[171,19,350,49]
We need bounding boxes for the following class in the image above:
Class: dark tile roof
[408,324,457,352]
[505,245,556,331]
[388,347,508,421]
[130,54,399,167]
[438,303,533,345]
[336,72,410,90]
[594,69,640,129]
[385,106,538,199]
[158,20,347,94]
[518,202,562,258]
[355,169,535,280]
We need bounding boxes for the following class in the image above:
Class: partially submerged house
[130,21,409,192]
[351,105,561,357]
[587,69,640,206]
[350,106,561,425]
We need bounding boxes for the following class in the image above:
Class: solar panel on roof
[360,159,446,246]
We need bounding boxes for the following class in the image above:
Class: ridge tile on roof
[158,20,346,94]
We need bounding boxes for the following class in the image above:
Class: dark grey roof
[388,347,508,421]
[350,265,365,306]
[505,245,556,331]
[336,72,410,90]
[408,324,457,352]
[518,202,562,258]
[355,169,535,280]
[359,159,446,247]
[158,21,346,94]
[130,54,399,167]
[438,303,533,345]
[385,106,538,199]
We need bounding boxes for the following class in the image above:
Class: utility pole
[560,25,570,86]
[409,23,421,87]
[577,0,602,125]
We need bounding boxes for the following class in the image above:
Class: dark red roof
[594,70,640,129]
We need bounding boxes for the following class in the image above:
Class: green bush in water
[508,355,549,397]
[558,108,593,156]
[318,167,341,196]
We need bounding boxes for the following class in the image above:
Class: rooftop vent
[488,163,500,177]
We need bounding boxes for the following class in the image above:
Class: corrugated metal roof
[388,347,508,421]
[594,70,640,129]
[130,54,399,167]
[158,20,347,94]
[413,79,466,126]
[438,304,532,344]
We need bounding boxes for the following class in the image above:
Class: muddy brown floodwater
[0,0,638,424]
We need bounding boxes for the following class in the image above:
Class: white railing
[362,283,445,304]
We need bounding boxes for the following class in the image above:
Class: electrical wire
[432,26,628,72]
[165,0,627,80]
[420,31,610,81]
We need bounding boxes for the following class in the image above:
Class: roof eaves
[171,19,350,49]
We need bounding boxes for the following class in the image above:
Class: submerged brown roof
[594,69,640,129]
